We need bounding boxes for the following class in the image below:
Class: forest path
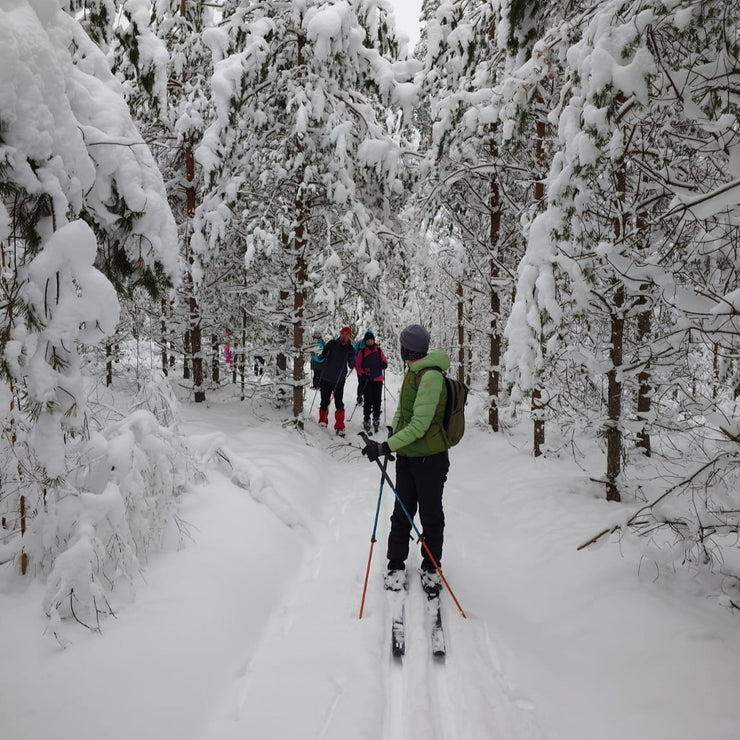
[193,402,540,740]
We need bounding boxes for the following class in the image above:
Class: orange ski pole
[359,452,391,619]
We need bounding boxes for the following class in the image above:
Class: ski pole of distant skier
[358,451,391,619]
[382,380,387,426]
[348,371,363,422]
[358,432,467,618]
[308,362,327,415]
[308,386,319,415]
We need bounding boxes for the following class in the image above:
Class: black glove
[362,439,390,462]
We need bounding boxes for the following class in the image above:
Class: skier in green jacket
[361,324,450,597]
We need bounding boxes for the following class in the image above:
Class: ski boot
[420,567,442,598]
[384,568,406,592]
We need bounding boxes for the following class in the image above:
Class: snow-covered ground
[3,371,740,740]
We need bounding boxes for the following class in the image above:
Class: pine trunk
[292,190,307,423]
[457,282,465,383]
[184,137,205,403]
[636,306,652,456]
[160,298,169,377]
[183,329,191,380]
[277,286,290,407]
[606,158,627,502]
[635,213,652,456]
[239,309,247,400]
[488,135,501,432]
[532,117,547,456]
[211,333,220,385]
[106,342,113,386]
[606,284,624,502]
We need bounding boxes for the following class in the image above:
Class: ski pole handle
[358,431,395,462]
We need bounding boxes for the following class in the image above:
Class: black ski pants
[356,375,367,403]
[319,379,345,411]
[362,380,383,422]
[387,451,449,572]
[310,359,323,389]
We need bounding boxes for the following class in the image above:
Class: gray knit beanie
[399,324,430,356]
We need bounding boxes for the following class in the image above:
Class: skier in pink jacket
[355,330,388,433]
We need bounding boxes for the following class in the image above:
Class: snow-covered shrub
[0,1,184,640]
[41,404,194,636]
[0,219,194,640]
[620,402,740,567]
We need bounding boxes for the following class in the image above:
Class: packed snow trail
[193,399,542,740]
[6,381,740,740]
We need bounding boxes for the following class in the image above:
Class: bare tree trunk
[160,298,169,377]
[289,32,307,423]
[276,287,290,407]
[106,342,113,386]
[636,305,652,456]
[292,220,307,422]
[19,493,27,575]
[606,158,627,502]
[184,140,205,403]
[606,284,624,502]
[457,282,465,382]
[239,308,247,400]
[2,241,27,573]
[189,292,205,402]
[488,135,502,432]
[532,117,547,456]
[183,329,191,380]
[179,0,204,403]
[467,296,473,387]
[635,213,652,456]
[211,333,220,385]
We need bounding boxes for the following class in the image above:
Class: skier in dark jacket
[318,326,355,436]
[360,324,450,597]
[355,331,388,433]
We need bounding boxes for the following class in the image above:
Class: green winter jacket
[387,349,450,457]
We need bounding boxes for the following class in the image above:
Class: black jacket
[319,338,355,383]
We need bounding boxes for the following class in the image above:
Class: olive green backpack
[420,368,469,448]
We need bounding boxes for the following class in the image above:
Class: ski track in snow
[198,414,541,740]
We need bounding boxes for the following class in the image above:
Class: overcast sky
[387,0,423,49]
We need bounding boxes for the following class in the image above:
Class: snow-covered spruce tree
[195,0,416,421]
[507,0,738,509]
[0,1,187,638]
[493,0,573,454]
[580,0,740,573]
[506,0,674,501]
[113,0,217,403]
[417,0,524,431]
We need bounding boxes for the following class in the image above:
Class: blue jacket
[319,338,355,383]
[311,337,326,363]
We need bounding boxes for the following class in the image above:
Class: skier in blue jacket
[310,327,326,389]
